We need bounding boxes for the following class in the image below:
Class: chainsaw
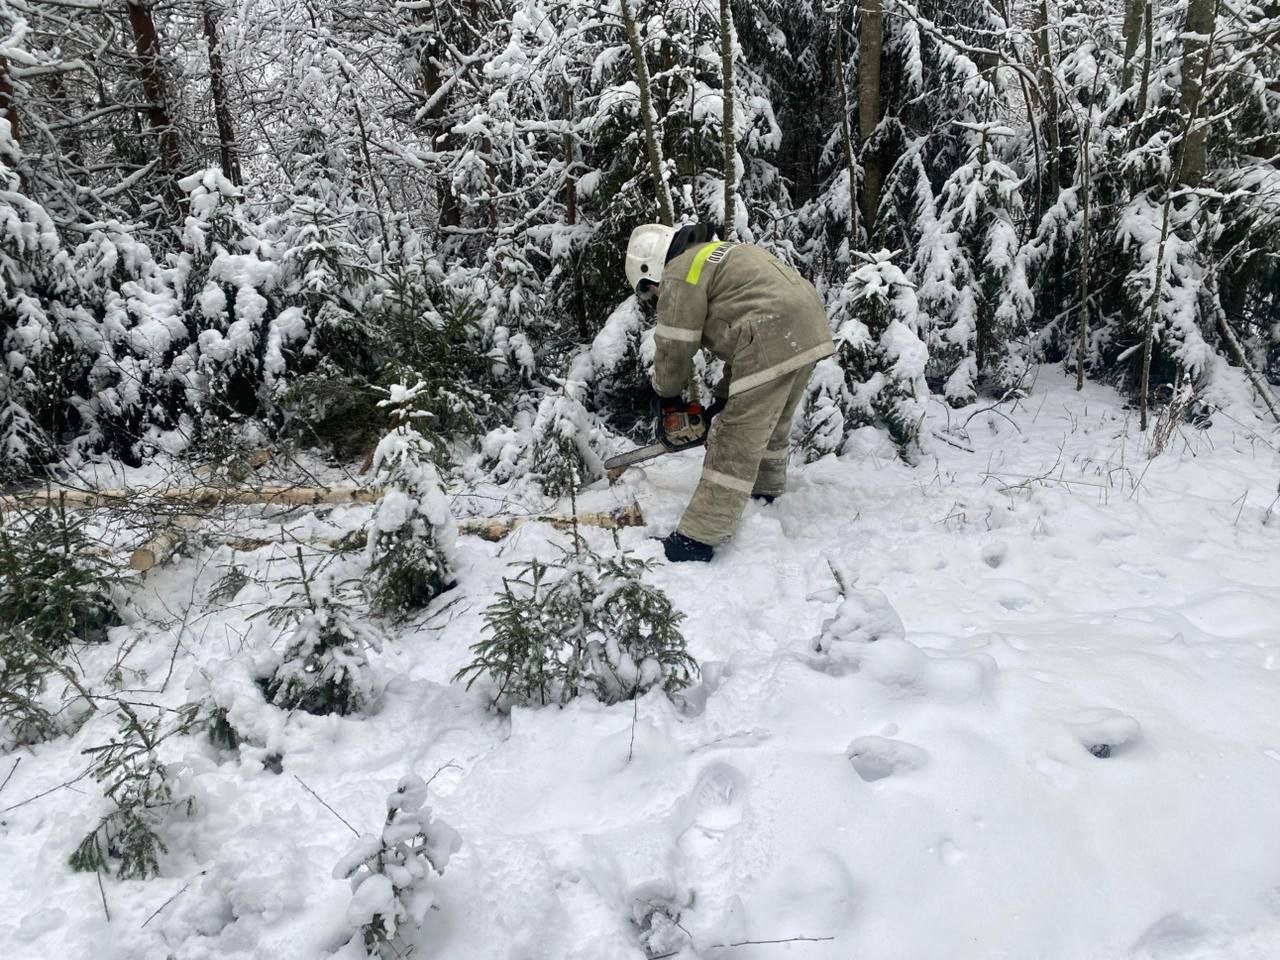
[604,397,722,477]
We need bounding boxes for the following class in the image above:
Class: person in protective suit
[625,223,835,562]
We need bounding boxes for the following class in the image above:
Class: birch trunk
[620,0,674,226]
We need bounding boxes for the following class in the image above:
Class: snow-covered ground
[4,370,1280,960]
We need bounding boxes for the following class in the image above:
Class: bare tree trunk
[1138,1,1153,116]
[1138,189,1176,432]
[1076,115,1092,390]
[202,3,241,186]
[1121,0,1144,89]
[832,5,860,244]
[412,7,459,230]
[1178,0,1215,185]
[563,88,588,341]
[0,55,17,145]
[127,1,182,206]
[856,0,884,231]
[620,0,674,225]
[1033,0,1060,190]
[719,0,736,239]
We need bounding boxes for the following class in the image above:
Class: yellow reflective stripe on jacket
[684,242,730,285]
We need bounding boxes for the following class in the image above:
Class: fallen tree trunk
[2,485,383,511]
[127,501,647,571]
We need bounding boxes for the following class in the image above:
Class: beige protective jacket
[651,242,835,399]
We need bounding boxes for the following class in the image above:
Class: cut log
[456,501,646,542]
[129,513,204,571]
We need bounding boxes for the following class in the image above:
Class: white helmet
[625,223,676,294]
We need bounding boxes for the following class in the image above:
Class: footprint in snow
[1069,708,1141,758]
[1131,912,1215,958]
[847,735,928,782]
[671,762,748,931]
[680,762,746,836]
[981,540,1009,569]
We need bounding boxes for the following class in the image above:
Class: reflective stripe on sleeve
[654,324,703,343]
[700,468,755,495]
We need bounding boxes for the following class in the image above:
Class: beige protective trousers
[677,362,815,546]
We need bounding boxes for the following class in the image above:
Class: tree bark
[563,88,588,341]
[719,0,736,239]
[126,1,182,205]
[1033,0,1060,190]
[1138,1,1153,115]
[1076,115,1092,390]
[412,6,460,230]
[123,503,647,570]
[832,5,859,244]
[0,55,17,146]
[1178,0,1215,185]
[620,0,674,225]
[202,3,241,186]
[1121,0,1144,90]
[856,0,884,231]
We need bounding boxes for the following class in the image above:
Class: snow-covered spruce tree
[334,774,461,959]
[255,550,383,717]
[929,123,1033,399]
[793,356,854,462]
[479,380,606,502]
[456,530,695,709]
[568,296,656,440]
[270,122,379,458]
[893,153,979,404]
[69,702,198,881]
[801,250,929,457]
[0,499,121,648]
[366,382,457,618]
[176,168,299,442]
[0,122,89,480]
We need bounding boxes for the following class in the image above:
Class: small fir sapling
[333,774,461,959]
[255,549,382,717]
[831,251,930,456]
[366,381,457,617]
[794,357,853,461]
[69,702,198,880]
[0,501,121,747]
[456,525,696,708]
[0,499,121,647]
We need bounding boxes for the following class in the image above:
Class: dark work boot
[661,531,715,563]
[751,493,777,505]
